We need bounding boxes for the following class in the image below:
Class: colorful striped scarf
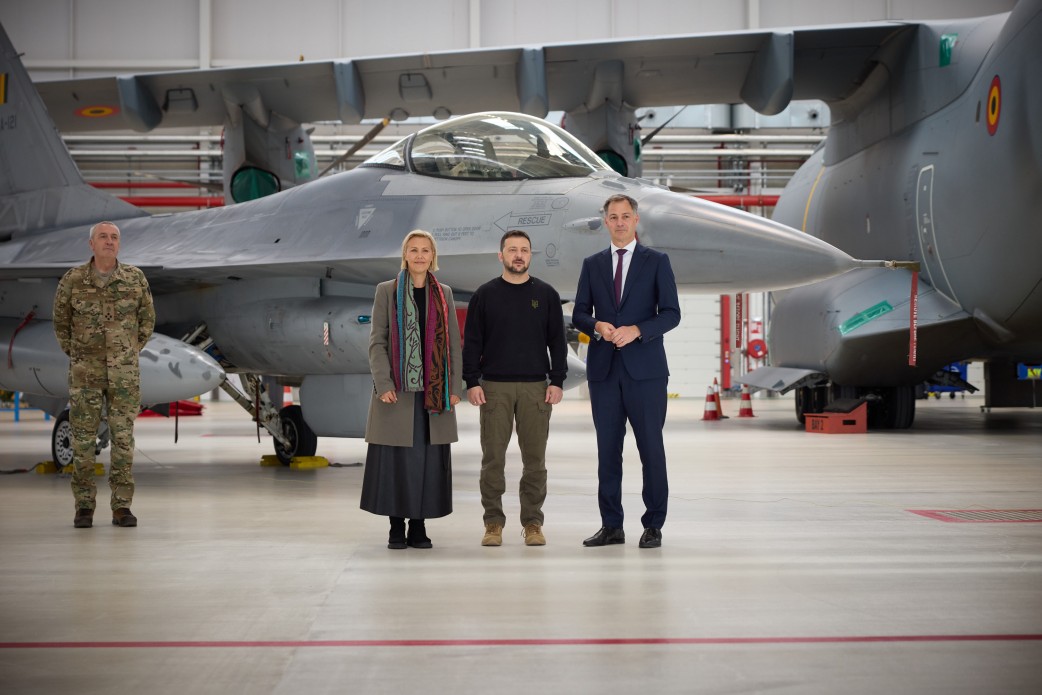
[389,270,452,413]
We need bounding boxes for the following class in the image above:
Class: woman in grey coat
[360,230,463,549]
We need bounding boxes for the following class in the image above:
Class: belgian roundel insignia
[986,75,1001,136]
[76,105,119,118]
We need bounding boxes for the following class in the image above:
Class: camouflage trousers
[70,384,140,511]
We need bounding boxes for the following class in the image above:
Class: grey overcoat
[364,279,463,446]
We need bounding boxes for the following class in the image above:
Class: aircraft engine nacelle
[0,319,225,404]
[204,298,374,376]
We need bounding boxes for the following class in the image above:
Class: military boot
[112,508,137,527]
[74,508,94,529]
[481,523,503,546]
[523,524,546,546]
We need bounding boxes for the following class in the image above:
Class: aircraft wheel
[795,387,808,425]
[51,410,74,469]
[274,405,318,465]
[869,386,915,429]
[795,386,827,425]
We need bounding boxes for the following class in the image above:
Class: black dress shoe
[583,526,625,547]
[638,528,662,548]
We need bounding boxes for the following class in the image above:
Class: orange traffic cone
[713,377,728,419]
[738,385,755,417]
[283,385,294,406]
[702,385,720,421]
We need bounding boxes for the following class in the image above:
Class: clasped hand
[595,321,641,348]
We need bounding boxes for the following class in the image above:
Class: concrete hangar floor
[1,393,1041,694]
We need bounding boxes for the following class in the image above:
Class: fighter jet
[1,21,894,464]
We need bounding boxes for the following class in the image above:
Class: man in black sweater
[464,230,568,547]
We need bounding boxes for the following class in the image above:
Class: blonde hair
[400,229,439,271]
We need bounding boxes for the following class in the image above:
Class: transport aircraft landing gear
[868,386,915,429]
[794,383,915,430]
[794,385,828,425]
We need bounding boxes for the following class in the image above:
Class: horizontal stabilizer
[742,366,825,394]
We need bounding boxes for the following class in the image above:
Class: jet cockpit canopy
[363,112,611,181]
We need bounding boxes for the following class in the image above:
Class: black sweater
[462,276,567,388]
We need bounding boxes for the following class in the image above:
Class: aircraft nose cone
[635,190,862,292]
[139,333,226,404]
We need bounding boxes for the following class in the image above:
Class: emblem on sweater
[531,300,539,309]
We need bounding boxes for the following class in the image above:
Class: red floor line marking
[2,635,1041,649]
[908,509,1042,523]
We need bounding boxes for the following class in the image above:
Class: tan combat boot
[523,524,546,546]
[481,523,503,546]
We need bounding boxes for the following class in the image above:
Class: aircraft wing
[34,23,911,132]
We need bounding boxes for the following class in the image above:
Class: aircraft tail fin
[0,23,144,242]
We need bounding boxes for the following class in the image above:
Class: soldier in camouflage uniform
[53,221,155,529]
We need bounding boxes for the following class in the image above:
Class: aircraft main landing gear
[180,324,319,465]
[51,409,111,469]
[274,404,318,465]
[794,383,915,430]
[51,410,73,469]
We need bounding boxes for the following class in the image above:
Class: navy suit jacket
[573,243,681,382]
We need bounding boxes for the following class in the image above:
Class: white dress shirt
[611,238,638,295]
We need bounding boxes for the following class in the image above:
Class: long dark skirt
[360,393,453,519]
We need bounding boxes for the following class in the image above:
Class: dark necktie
[614,248,627,305]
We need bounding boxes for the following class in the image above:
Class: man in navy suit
[573,194,681,549]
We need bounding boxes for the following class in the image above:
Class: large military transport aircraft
[746,0,1042,427]
[0,22,892,464]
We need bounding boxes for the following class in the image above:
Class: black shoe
[583,526,625,547]
[112,508,137,527]
[74,508,94,529]
[638,528,662,548]
[388,517,407,550]
[407,519,432,549]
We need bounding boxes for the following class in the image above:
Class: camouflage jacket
[53,259,156,387]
